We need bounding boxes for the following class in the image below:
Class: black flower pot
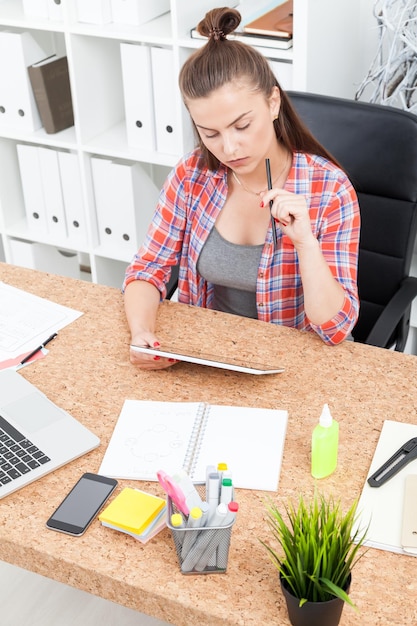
[280,573,351,626]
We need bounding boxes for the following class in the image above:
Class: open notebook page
[192,404,288,491]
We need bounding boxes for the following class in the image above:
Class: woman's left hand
[261,188,316,249]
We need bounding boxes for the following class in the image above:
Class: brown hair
[179,7,339,171]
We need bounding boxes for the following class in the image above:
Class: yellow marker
[181,506,203,559]
[171,513,184,528]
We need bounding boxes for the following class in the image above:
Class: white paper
[0,282,83,363]
[355,420,417,556]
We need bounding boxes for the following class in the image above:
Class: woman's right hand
[124,281,177,370]
[129,333,178,370]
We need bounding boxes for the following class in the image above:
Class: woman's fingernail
[259,201,264,208]
[153,356,161,361]
[168,358,176,362]
[153,341,160,348]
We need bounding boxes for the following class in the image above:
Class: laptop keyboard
[0,414,51,487]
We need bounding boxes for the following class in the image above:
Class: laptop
[0,369,100,499]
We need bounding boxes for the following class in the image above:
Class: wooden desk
[1,263,417,626]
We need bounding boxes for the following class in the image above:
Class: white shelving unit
[0,0,370,289]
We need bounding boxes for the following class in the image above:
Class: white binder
[38,147,67,239]
[151,46,181,155]
[91,156,116,249]
[16,144,48,235]
[76,0,112,24]
[58,151,88,247]
[91,157,158,253]
[21,0,49,19]
[110,160,159,252]
[47,0,64,20]
[120,43,156,151]
[111,0,169,25]
[0,30,54,132]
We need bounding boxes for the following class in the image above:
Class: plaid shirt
[124,149,360,345]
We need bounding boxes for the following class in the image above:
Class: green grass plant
[261,493,367,608]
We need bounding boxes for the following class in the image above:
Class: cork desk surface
[1,262,417,626]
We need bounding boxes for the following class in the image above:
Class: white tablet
[130,344,284,375]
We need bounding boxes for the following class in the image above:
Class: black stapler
[368,437,417,487]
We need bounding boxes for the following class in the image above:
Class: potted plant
[260,492,367,626]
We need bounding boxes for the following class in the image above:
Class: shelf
[67,11,173,43]
[0,0,371,288]
[81,121,179,167]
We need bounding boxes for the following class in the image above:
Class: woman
[124,7,360,370]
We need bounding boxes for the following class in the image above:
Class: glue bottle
[311,404,339,479]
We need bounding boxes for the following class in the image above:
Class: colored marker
[181,506,203,560]
[206,464,216,497]
[200,501,210,527]
[217,462,228,489]
[207,472,220,519]
[170,512,185,547]
[216,502,239,569]
[208,496,226,567]
[171,513,184,528]
[220,477,233,505]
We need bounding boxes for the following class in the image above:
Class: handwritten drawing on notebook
[99,400,288,491]
[120,402,200,473]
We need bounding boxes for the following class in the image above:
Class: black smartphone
[46,472,118,536]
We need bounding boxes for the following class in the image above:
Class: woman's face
[187,81,280,174]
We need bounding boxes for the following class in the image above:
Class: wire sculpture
[355,0,417,112]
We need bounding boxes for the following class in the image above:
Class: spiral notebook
[99,400,288,491]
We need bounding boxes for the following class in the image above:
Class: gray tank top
[197,227,263,319]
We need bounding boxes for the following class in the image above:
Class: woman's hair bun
[197,7,241,42]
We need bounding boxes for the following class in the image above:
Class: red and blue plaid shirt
[124,149,360,345]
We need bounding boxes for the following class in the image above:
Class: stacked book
[191,1,293,51]
[99,487,167,544]
[28,54,74,134]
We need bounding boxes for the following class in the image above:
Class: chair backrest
[287,91,417,346]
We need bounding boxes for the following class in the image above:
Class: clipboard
[243,1,293,38]
[130,344,285,375]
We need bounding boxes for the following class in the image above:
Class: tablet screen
[130,344,284,375]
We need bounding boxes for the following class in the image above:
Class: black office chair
[287,91,417,351]
[166,264,179,300]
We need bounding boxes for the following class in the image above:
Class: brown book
[28,55,74,134]
[243,1,293,38]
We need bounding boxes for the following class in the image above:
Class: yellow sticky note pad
[99,487,165,535]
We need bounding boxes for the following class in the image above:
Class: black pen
[265,158,277,250]
[19,332,58,366]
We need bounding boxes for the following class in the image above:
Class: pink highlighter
[157,469,189,516]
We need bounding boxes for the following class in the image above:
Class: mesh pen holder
[167,485,235,575]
